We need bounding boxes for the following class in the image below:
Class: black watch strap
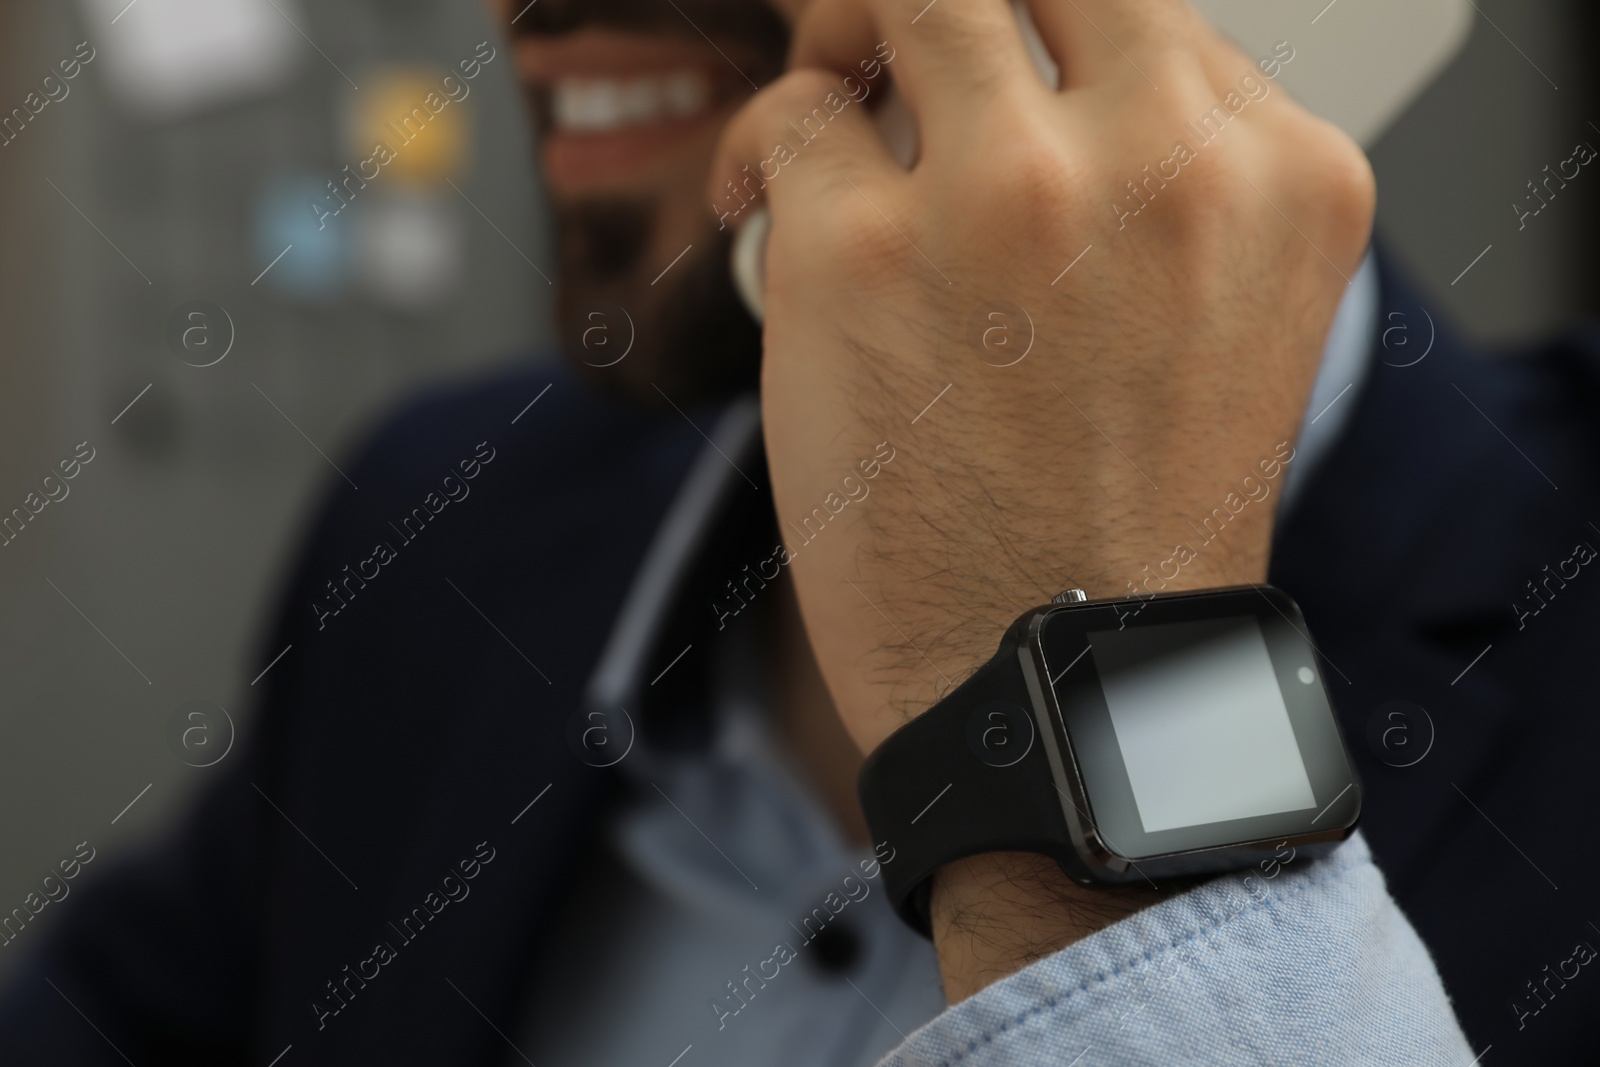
[857,628,1075,935]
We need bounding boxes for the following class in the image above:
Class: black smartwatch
[857,584,1360,934]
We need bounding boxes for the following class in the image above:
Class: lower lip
[542,109,727,193]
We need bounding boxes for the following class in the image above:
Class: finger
[1190,31,1298,122]
[709,68,900,229]
[1025,0,1197,91]
[1182,32,1330,181]
[791,0,1035,143]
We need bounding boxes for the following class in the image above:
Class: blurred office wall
[0,0,551,983]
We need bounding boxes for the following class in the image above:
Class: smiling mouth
[519,28,767,193]
[533,70,740,194]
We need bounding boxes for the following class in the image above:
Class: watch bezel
[1018,584,1360,884]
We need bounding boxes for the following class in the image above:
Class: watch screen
[1089,617,1316,833]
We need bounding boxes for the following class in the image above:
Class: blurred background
[0,0,1593,986]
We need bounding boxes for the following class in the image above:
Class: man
[3,0,1599,1063]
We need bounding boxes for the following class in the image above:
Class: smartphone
[732,0,1472,321]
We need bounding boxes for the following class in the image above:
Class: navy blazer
[3,256,1598,1064]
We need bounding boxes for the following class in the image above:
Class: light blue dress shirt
[877,832,1474,1066]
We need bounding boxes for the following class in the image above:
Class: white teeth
[553,70,711,132]
[662,70,709,116]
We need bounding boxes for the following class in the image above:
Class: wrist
[882,567,1271,1002]
[930,852,1171,1003]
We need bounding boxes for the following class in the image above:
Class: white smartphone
[733,0,1473,321]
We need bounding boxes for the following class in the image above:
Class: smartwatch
[857,584,1360,934]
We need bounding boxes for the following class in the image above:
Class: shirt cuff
[877,833,1474,1067]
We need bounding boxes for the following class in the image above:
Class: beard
[513,0,785,408]
[553,197,764,407]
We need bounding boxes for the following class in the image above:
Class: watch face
[1034,586,1358,864]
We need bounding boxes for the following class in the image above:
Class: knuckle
[802,179,905,268]
[1147,77,1209,130]
[1283,120,1378,249]
[1319,139,1378,240]
[981,95,1082,213]
[1002,140,1075,212]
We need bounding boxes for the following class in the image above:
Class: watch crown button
[1052,588,1088,604]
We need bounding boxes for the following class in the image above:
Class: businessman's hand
[712,0,1373,996]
